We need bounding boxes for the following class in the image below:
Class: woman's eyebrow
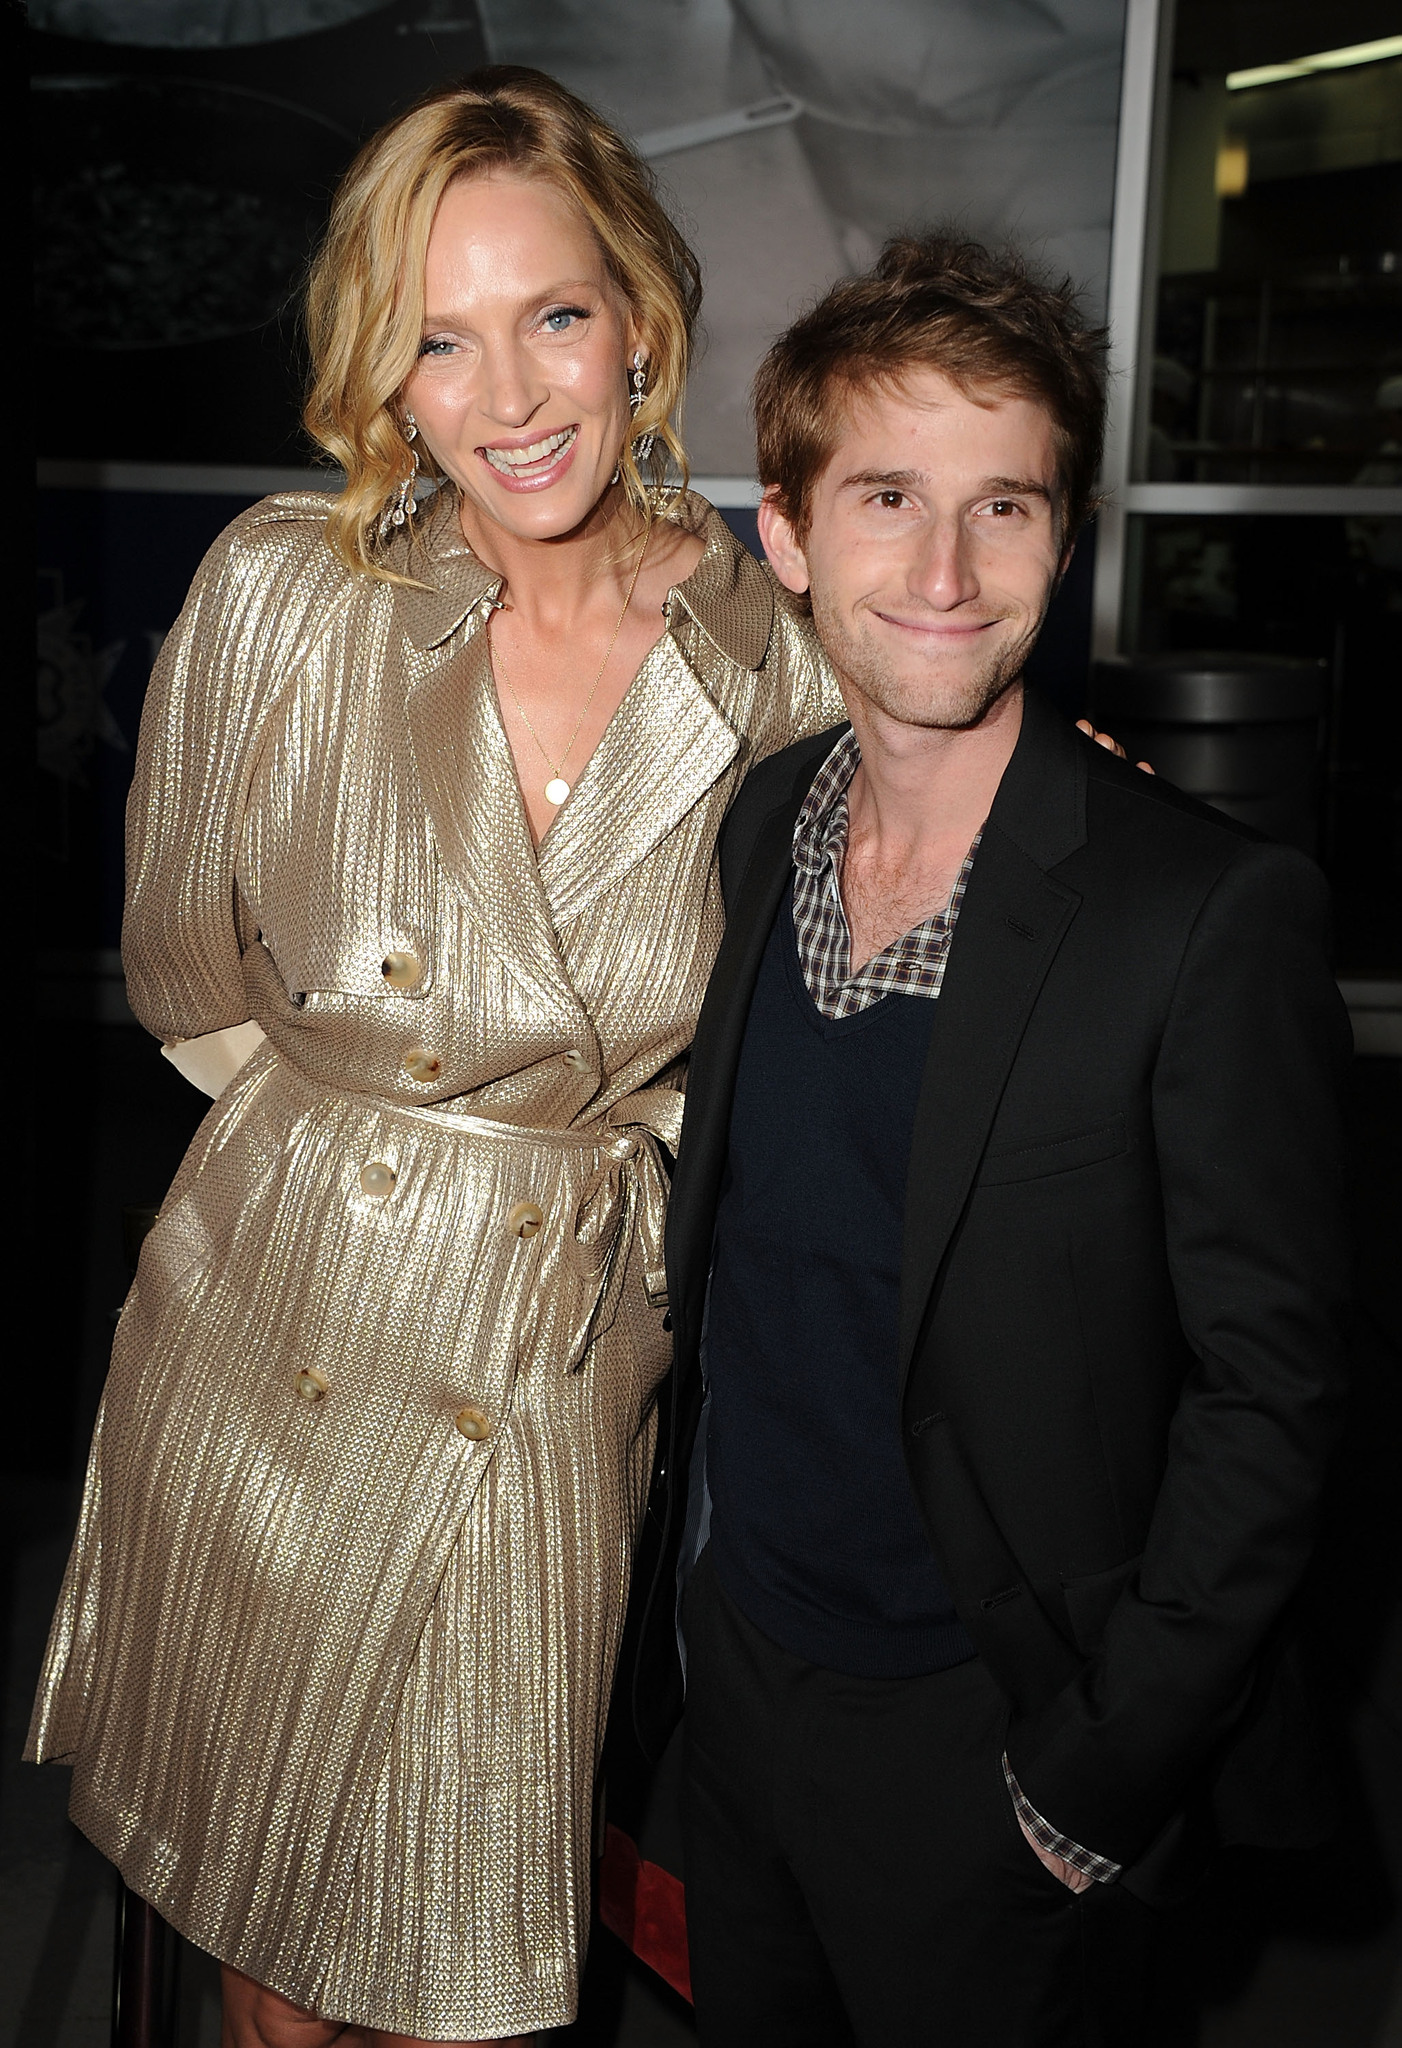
[420,279,602,327]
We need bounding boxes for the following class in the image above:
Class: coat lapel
[405,618,585,1019]
[537,502,770,927]
[897,692,1087,1378]
[398,539,587,1021]
[537,636,740,927]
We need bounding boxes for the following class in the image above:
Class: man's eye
[987,499,1021,516]
[877,490,906,509]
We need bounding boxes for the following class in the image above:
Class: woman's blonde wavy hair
[304,67,703,579]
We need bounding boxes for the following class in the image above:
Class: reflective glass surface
[1143,11,1401,485]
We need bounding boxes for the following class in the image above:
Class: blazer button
[562,1049,588,1071]
[295,1366,329,1402]
[455,1405,491,1441]
[507,1200,544,1238]
[402,1046,442,1082]
[359,1161,396,1197]
[382,950,422,989]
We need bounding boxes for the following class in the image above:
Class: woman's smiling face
[404,170,638,545]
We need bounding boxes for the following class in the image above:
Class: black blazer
[649,685,1352,1900]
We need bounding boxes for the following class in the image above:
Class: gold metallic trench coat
[28,489,839,2038]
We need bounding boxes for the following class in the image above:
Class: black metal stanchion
[112,1876,178,2048]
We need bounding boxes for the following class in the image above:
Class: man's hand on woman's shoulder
[1075,718,1155,774]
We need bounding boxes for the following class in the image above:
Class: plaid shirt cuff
[1002,1756,1122,1884]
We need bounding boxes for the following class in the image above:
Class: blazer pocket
[1060,1553,1143,1653]
[979,1114,1128,1187]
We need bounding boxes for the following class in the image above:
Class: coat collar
[390,487,501,651]
[662,493,775,671]
[390,486,775,670]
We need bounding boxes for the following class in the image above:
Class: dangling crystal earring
[629,351,655,464]
[378,413,420,541]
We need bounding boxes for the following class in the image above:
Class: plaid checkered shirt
[792,728,1122,1887]
[790,729,979,1021]
[1002,1760,1122,1886]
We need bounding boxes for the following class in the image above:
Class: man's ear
[756,490,811,595]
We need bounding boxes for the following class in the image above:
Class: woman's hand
[1075,719,1155,774]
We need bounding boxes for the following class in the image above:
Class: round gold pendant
[544,777,571,805]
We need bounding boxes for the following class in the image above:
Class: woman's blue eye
[543,306,588,332]
[418,337,454,356]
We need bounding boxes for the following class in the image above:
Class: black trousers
[681,1551,1153,2047]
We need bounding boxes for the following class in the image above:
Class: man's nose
[908,516,980,610]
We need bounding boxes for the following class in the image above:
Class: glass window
[1142,13,1401,486]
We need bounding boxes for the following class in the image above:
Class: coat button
[382,950,421,989]
[359,1161,396,1197]
[403,1047,442,1082]
[610,1135,637,1160]
[562,1049,588,1071]
[295,1366,329,1402]
[455,1405,491,1440]
[507,1200,544,1238]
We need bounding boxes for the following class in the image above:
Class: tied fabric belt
[395,1083,680,1376]
[271,1060,683,1380]
[564,1086,679,1369]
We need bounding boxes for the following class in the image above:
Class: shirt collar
[793,727,862,875]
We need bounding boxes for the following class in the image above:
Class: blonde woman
[28,67,840,2048]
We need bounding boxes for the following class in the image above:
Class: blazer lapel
[665,800,799,1348]
[897,692,1088,1378]
[897,836,1081,1373]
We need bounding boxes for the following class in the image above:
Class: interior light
[1226,35,1402,89]
[1214,139,1250,196]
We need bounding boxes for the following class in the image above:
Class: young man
[655,236,1352,2042]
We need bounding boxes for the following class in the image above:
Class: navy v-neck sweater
[705,890,977,1678]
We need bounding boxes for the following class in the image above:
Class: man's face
[760,368,1070,732]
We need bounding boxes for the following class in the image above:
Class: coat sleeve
[1006,840,1353,1867]
[122,500,344,1044]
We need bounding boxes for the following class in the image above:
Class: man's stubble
[809,586,1044,734]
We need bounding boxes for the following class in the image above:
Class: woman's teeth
[483,427,577,475]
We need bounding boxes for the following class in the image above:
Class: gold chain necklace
[490,524,651,808]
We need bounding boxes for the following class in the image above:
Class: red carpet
[598,1823,693,2003]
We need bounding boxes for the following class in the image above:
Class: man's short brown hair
[754,231,1107,543]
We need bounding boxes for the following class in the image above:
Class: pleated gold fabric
[26,488,841,2039]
